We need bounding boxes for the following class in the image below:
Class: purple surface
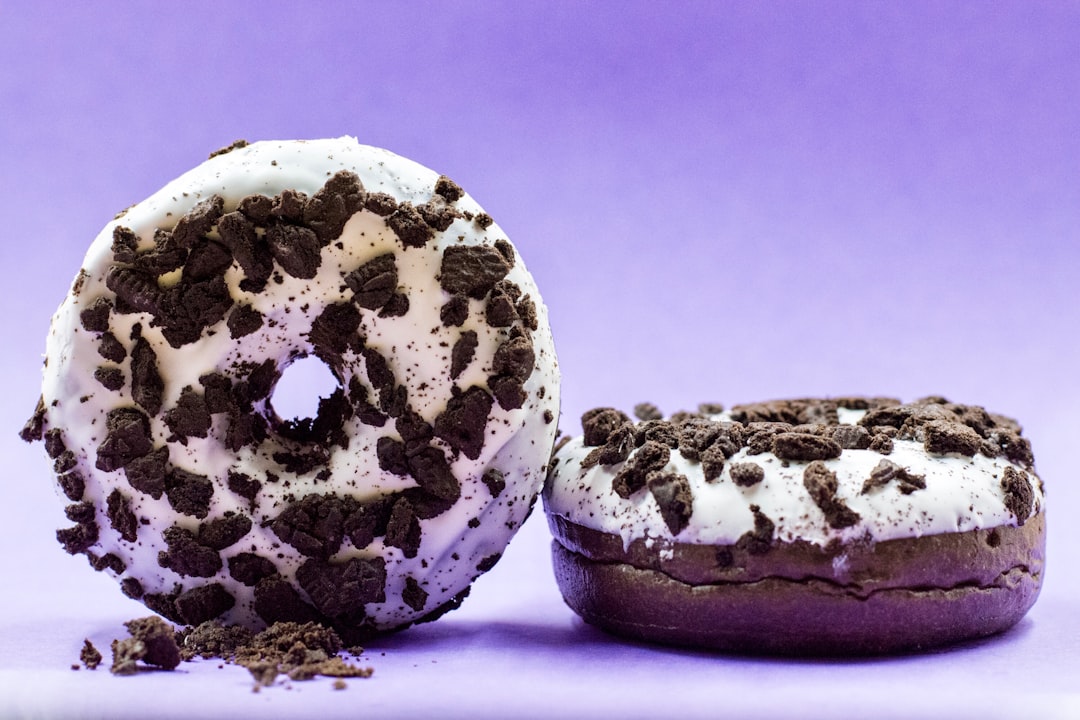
[2,2,1078,717]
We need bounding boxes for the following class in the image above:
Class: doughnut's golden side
[549,513,1045,655]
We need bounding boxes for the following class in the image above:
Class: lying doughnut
[21,137,560,642]
[544,397,1045,655]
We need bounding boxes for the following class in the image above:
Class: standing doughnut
[22,138,560,642]
[545,397,1044,654]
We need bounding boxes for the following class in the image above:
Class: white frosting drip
[37,138,560,630]
[544,416,1043,549]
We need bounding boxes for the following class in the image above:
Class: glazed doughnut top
[545,398,1043,550]
[23,138,559,638]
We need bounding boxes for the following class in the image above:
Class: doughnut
[544,397,1045,655]
[20,137,560,642]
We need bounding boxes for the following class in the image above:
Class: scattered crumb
[98,617,374,690]
[80,639,102,669]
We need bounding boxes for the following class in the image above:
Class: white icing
[37,138,560,630]
[544,415,1043,549]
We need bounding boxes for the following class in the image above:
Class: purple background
[2,2,1078,717]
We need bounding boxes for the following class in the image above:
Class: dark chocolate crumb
[57,518,98,555]
[130,336,164,416]
[106,489,139,543]
[165,467,214,519]
[638,420,679,449]
[386,203,435,248]
[1001,466,1035,525]
[65,501,96,524]
[434,385,493,460]
[363,192,398,216]
[729,462,765,487]
[97,332,127,363]
[164,386,212,441]
[304,171,365,244]
[485,283,519,327]
[199,372,233,414]
[111,227,139,265]
[494,238,515,267]
[439,245,511,299]
[80,298,114,333]
[208,139,249,158]
[435,175,464,203]
[270,494,350,559]
[384,498,422,559]
[583,424,635,467]
[612,441,670,498]
[123,446,168,499]
[647,471,693,535]
[94,366,125,391]
[226,470,262,507]
[158,526,222,578]
[701,444,727,482]
[308,302,361,368]
[111,616,182,674]
[296,557,387,618]
[481,468,506,497]
[735,505,775,555]
[416,199,462,232]
[54,449,77,474]
[923,420,982,457]
[345,253,398,311]
[633,403,663,421]
[80,639,102,669]
[802,461,861,529]
[474,213,493,229]
[581,408,632,447]
[992,430,1035,467]
[831,424,871,450]
[406,446,461,502]
[771,432,842,462]
[228,553,278,587]
[869,433,894,454]
[378,292,410,318]
[121,577,144,599]
[227,304,264,339]
[449,330,478,380]
[96,408,154,472]
[105,266,162,316]
[218,210,274,290]
[861,459,926,495]
[488,374,527,411]
[376,436,410,477]
[476,553,502,572]
[440,295,469,327]
[198,514,253,550]
[172,196,225,250]
[515,295,538,331]
[270,189,308,223]
[175,584,236,626]
[402,577,428,612]
[176,621,255,661]
[253,576,322,626]
[87,551,126,574]
[19,396,46,443]
[266,223,321,279]
[57,471,86,502]
[182,238,232,282]
[44,429,67,458]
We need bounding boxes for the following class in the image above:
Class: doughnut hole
[268,354,342,432]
